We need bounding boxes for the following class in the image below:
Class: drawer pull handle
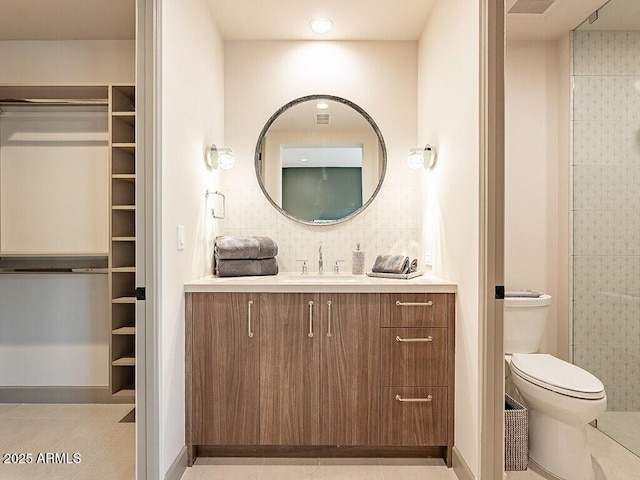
[395,301,434,307]
[395,394,433,403]
[248,300,254,338]
[327,300,333,337]
[308,301,314,337]
[395,335,433,343]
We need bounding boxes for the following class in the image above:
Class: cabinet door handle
[395,335,433,342]
[308,300,314,337]
[326,300,333,337]
[248,300,254,338]
[395,300,433,307]
[395,394,433,402]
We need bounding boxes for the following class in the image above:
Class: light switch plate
[425,252,433,267]
[177,225,185,251]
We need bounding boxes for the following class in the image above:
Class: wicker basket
[505,393,528,471]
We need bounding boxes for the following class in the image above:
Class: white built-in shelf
[112,112,135,126]
[110,85,136,400]
[112,296,136,304]
[113,388,135,397]
[111,266,135,273]
[112,326,136,335]
[112,144,135,155]
[112,174,135,182]
[112,356,136,367]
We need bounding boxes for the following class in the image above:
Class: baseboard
[453,446,476,480]
[0,386,133,404]
[165,446,187,480]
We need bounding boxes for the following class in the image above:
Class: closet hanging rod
[0,98,108,107]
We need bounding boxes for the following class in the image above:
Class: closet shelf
[113,326,136,335]
[112,237,136,242]
[112,174,135,182]
[111,266,135,273]
[112,205,136,211]
[112,356,136,367]
[113,387,135,397]
[113,296,137,304]
[112,112,135,126]
[112,144,136,155]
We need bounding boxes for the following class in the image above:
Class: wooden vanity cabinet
[379,293,455,466]
[259,293,321,445]
[187,293,261,446]
[186,290,454,466]
[320,293,380,445]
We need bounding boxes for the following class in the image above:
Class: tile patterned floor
[1,404,638,480]
[0,403,135,480]
[184,426,640,480]
[181,457,458,480]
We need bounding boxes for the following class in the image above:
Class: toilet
[504,293,606,480]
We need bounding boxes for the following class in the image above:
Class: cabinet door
[190,293,260,445]
[320,294,380,445]
[260,293,320,445]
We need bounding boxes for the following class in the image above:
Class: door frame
[136,0,160,478]
[479,0,505,478]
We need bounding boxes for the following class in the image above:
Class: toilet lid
[510,354,605,400]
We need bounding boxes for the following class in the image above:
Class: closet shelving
[0,83,138,401]
[109,84,137,399]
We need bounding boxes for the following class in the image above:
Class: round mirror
[255,95,387,225]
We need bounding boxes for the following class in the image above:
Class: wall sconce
[407,144,437,169]
[205,144,235,170]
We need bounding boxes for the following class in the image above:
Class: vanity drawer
[380,387,447,446]
[380,293,452,328]
[381,328,447,386]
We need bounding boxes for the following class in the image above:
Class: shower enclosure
[572,0,640,457]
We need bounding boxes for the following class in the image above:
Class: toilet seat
[510,353,605,400]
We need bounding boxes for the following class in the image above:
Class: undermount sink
[280,274,359,283]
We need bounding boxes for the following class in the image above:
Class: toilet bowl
[509,353,606,480]
[504,294,607,480]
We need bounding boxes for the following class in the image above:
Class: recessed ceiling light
[316,102,329,110]
[310,18,333,34]
[301,158,308,162]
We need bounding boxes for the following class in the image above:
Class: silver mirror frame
[254,94,387,226]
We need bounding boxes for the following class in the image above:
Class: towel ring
[205,189,225,219]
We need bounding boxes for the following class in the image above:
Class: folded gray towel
[214,235,278,260]
[215,258,279,277]
[372,254,412,274]
[409,258,418,273]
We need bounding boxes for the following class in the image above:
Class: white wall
[223,41,420,271]
[417,0,480,475]
[0,273,109,386]
[505,38,571,359]
[159,0,224,475]
[0,40,134,84]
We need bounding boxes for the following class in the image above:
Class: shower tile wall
[573,31,640,412]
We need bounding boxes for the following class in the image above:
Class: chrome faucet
[318,241,323,275]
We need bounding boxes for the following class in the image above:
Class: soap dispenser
[352,243,365,275]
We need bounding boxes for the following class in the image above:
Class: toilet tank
[504,294,552,354]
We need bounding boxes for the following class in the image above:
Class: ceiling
[1,0,638,43]
[205,0,437,41]
[0,0,134,41]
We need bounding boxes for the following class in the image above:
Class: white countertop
[184,273,457,293]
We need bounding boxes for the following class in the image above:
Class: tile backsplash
[572,30,640,412]
[218,171,423,275]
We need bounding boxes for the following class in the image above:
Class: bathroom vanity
[184,274,456,467]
